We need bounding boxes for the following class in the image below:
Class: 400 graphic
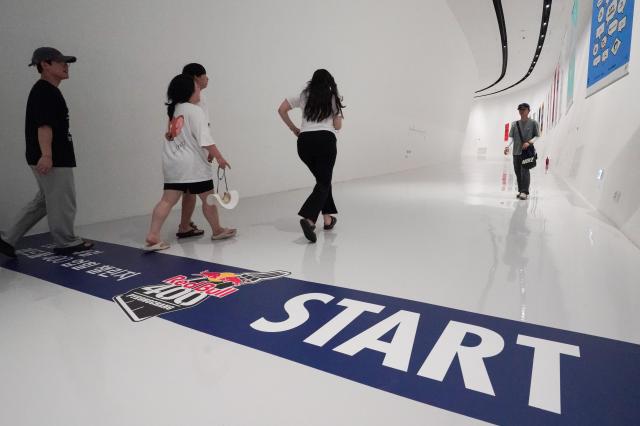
[113,270,290,321]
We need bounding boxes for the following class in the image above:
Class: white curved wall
[462,0,640,247]
[0,0,476,230]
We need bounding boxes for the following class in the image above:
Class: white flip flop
[143,241,170,252]
[211,228,237,240]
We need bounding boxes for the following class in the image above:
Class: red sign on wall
[504,123,510,142]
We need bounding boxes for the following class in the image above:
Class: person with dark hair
[144,74,235,251]
[278,69,344,243]
[0,47,93,258]
[164,63,211,239]
[504,103,540,200]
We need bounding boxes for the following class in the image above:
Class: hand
[165,131,173,141]
[503,147,509,156]
[522,142,530,149]
[36,155,53,175]
[291,127,300,137]
[217,157,231,169]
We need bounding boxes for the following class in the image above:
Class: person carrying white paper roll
[144,74,236,251]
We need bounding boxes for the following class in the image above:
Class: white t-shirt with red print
[163,102,215,184]
[197,92,210,127]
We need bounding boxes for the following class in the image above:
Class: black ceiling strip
[474,0,553,98]
[475,0,508,93]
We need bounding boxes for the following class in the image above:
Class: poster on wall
[556,65,562,124]
[538,106,543,133]
[567,56,576,108]
[548,96,551,129]
[566,0,579,110]
[548,89,552,128]
[587,0,635,97]
[551,75,556,128]
[550,67,559,129]
[557,65,564,123]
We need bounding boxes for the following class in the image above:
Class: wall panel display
[553,66,559,127]
[587,0,635,97]
[566,0,579,111]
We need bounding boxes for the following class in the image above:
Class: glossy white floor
[1,157,639,426]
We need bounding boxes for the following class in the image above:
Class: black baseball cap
[517,103,530,110]
[28,47,77,67]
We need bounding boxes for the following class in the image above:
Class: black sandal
[323,216,337,230]
[176,222,205,239]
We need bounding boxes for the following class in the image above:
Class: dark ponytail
[302,69,345,122]
[166,74,195,118]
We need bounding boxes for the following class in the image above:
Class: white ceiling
[447,0,588,98]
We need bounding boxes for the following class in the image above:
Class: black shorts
[163,180,214,194]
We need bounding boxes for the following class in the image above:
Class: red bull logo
[199,271,243,286]
[114,269,290,322]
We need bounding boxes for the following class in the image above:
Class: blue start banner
[2,233,640,425]
[587,0,635,96]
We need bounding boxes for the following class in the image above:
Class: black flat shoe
[53,240,94,255]
[323,216,337,230]
[0,237,16,258]
[300,219,317,243]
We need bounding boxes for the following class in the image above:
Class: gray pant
[513,155,531,195]
[2,167,83,248]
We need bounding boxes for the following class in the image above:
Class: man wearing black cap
[504,103,540,200]
[0,47,93,258]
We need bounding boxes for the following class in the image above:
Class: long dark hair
[302,69,344,122]
[166,74,195,118]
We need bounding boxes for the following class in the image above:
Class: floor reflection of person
[503,202,530,320]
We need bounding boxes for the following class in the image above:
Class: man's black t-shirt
[25,79,76,167]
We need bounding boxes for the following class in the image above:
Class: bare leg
[146,190,182,245]
[179,193,197,233]
[197,191,234,236]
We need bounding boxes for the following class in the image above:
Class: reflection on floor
[1,157,639,426]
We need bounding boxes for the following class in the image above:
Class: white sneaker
[518,193,528,200]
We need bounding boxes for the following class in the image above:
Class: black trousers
[297,131,338,221]
[513,155,530,195]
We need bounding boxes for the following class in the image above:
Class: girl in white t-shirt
[278,69,345,243]
[172,62,211,240]
[144,74,235,251]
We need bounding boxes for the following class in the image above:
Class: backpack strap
[516,121,525,144]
